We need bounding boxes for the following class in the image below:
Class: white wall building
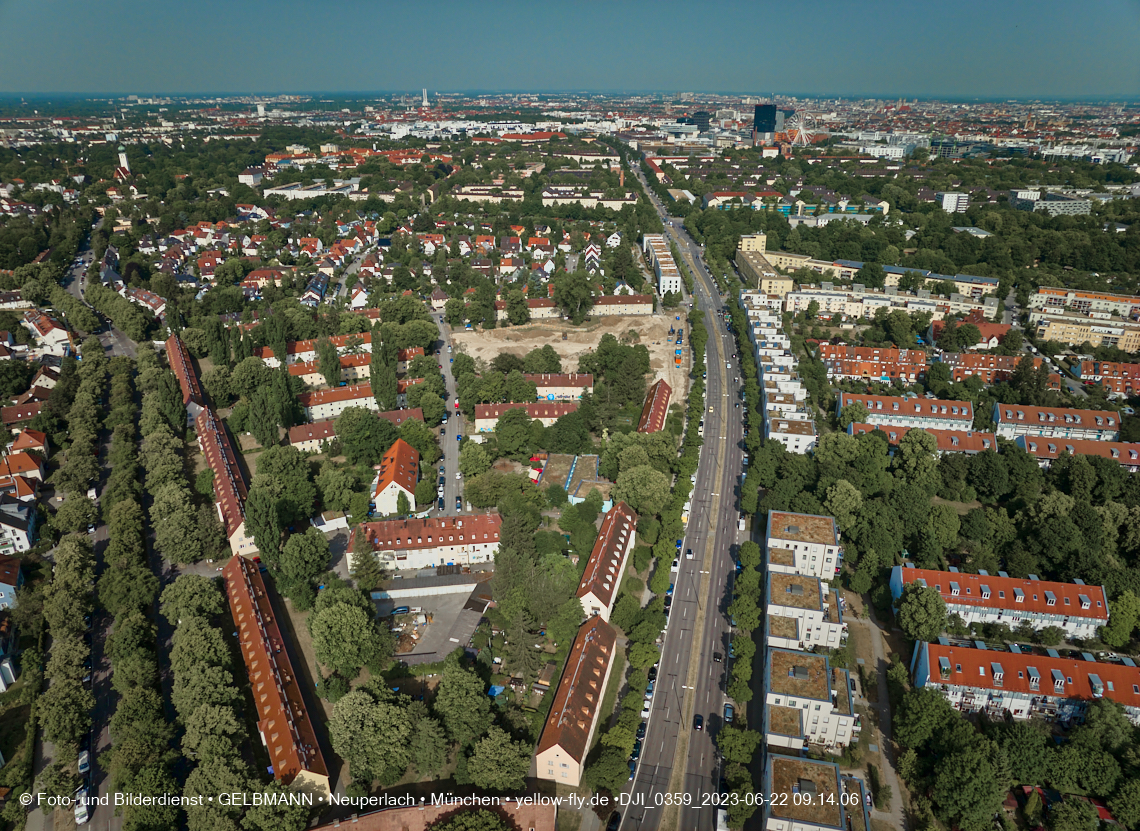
[765,511,842,583]
[351,514,502,570]
[764,649,859,751]
[766,573,847,650]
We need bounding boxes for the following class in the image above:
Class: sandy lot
[451,312,691,401]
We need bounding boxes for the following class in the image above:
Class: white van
[738,516,746,531]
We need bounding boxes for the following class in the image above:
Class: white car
[670,558,679,572]
[74,790,90,825]
[455,471,461,480]
[78,750,90,774]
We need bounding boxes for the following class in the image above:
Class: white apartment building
[765,511,842,582]
[913,640,1140,726]
[1028,286,1140,318]
[993,404,1120,442]
[297,384,376,421]
[351,513,502,570]
[766,573,847,650]
[892,565,1109,640]
[935,191,970,212]
[764,649,859,751]
[642,233,682,295]
[766,417,818,454]
[838,393,974,432]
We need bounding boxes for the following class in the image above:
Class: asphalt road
[64,228,137,359]
[621,167,745,831]
[434,313,465,515]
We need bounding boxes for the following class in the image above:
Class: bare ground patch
[451,313,690,401]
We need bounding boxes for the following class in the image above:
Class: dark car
[636,721,647,739]
[693,714,704,731]
[437,498,445,511]
[606,812,622,831]
[628,760,636,780]
[631,739,642,761]
[647,664,658,682]
[713,652,723,663]
[456,497,462,510]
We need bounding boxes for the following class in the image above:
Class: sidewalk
[845,617,907,830]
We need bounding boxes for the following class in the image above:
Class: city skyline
[1,0,1138,98]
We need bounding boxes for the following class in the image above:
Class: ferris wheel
[786,111,818,146]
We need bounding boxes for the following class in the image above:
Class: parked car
[437,498,445,511]
[74,790,90,825]
[78,750,90,774]
[636,721,647,739]
[724,703,734,723]
[455,497,462,510]
[606,812,621,831]
[631,739,642,761]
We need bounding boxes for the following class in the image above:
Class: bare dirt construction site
[450,312,691,397]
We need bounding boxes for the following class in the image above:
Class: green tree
[896,583,947,642]
[328,689,411,785]
[716,726,761,765]
[839,401,869,429]
[316,336,340,387]
[613,465,669,516]
[495,407,533,459]
[309,602,390,679]
[459,441,492,478]
[52,495,98,534]
[280,527,330,586]
[1101,590,1139,648]
[823,480,862,535]
[244,485,283,566]
[160,574,225,624]
[410,716,449,778]
[505,289,530,325]
[552,269,595,323]
[466,727,532,791]
[434,653,492,747]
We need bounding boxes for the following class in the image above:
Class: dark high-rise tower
[753,104,777,134]
[692,111,711,132]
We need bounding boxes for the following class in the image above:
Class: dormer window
[1079,594,1091,610]
[991,663,1004,686]
[980,585,990,600]
[1045,591,1056,606]
[1028,667,1040,689]
[1014,588,1024,603]
[950,582,960,597]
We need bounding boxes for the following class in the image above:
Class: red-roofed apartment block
[913,640,1139,724]
[196,408,256,556]
[165,334,204,418]
[892,565,1108,640]
[576,502,637,621]
[222,555,330,793]
[370,439,419,515]
[637,379,672,433]
[350,513,502,570]
[535,616,618,787]
[474,402,578,432]
[847,423,997,455]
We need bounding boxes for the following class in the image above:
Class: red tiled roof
[848,423,996,453]
[474,402,578,421]
[351,513,502,553]
[10,429,47,453]
[0,452,42,479]
[900,567,1108,621]
[1,402,42,425]
[576,502,637,613]
[1017,437,1140,466]
[535,616,618,764]
[372,438,419,499]
[818,344,927,366]
[297,383,373,408]
[196,408,247,537]
[993,404,1118,430]
[1078,361,1140,394]
[839,392,973,422]
[165,334,204,407]
[222,556,328,787]
[637,379,672,433]
[923,642,1137,707]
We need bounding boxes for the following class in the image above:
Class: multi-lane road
[621,166,747,831]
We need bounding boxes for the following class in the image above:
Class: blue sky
[1,0,1138,98]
